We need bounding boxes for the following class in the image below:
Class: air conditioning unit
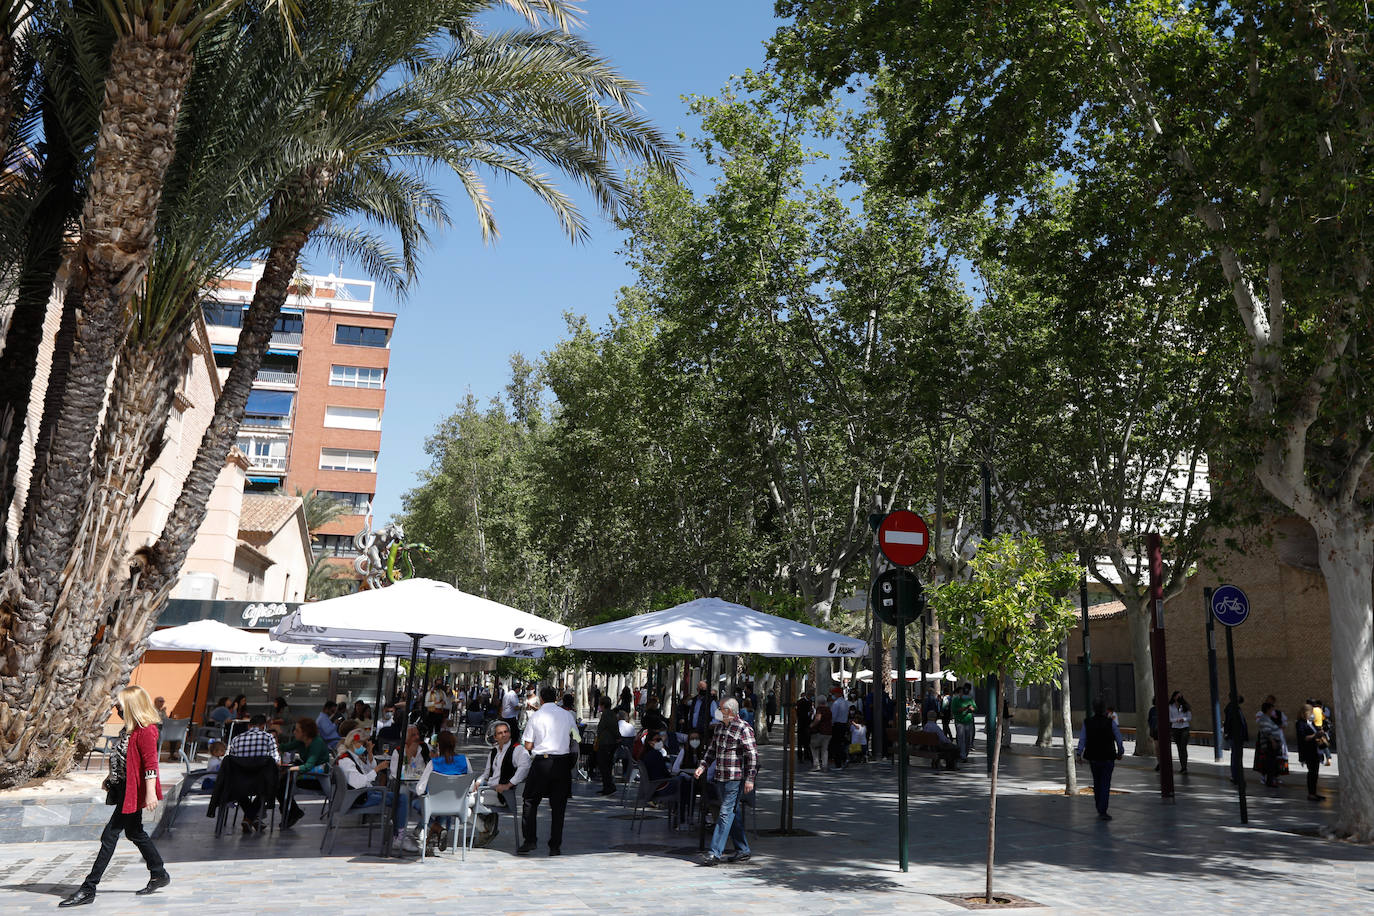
[180,573,219,600]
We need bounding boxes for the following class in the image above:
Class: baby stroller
[463,708,488,739]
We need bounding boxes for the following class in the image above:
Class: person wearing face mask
[670,730,705,827]
[641,730,674,788]
[689,680,718,740]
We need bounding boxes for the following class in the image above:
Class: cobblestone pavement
[1,728,1369,915]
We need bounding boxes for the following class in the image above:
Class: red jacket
[121,723,164,814]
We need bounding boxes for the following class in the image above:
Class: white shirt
[831,697,851,724]
[337,754,381,790]
[617,719,637,738]
[500,688,519,719]
[523,702,576,756]
[477,741,531,787]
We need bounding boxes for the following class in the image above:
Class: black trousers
[522,755,571,850]
[1306,757,1321,796]
[1089,760,1115,815]
[83,808,166,890]
[596,745,616,793]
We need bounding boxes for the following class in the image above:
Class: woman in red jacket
[60,685,170,908]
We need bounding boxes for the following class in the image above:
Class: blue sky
[339,1,788,523]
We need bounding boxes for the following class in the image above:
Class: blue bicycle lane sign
[1210,584,1250,627]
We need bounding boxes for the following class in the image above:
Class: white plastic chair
[417,773,476,861]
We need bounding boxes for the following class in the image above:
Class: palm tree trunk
[76,226,314,730]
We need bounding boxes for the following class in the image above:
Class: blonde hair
[118,685,160,730]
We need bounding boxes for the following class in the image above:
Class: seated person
[334,728,414,850]
[277,717,328,828]
[209,697,235,727]
[916,716,960,770]
[374,704,405,747]
[617,711,637,738]
[416,731,470,847]
[316,701,341,750]
[669,730,704,827]
[640,731,673,789]
[225,714,280,832]
[467,720,530,847]
[201,741,226,791]
[389,724,431,779]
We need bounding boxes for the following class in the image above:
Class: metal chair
[630,760,678,832]
[319,764,386,855]
[417,773,476,861]
[463,709,486,739]
[614,738,636,805]
[159,718,190,762]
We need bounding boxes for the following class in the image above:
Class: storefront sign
[160,598,302,629]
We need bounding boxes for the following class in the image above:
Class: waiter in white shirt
[519,685,575,856]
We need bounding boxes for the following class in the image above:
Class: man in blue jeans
[695,698,758,865]
[1076,698,1125,820]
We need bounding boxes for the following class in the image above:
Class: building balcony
[270,331,303,348]
[254,369,298,388]
[247,455,288,472]
[241,415,291,431]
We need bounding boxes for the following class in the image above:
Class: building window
[324,405,382,431]
[236,434,289,470]
[314,534,358,557]
[320,448,376,472]
[202,301,245,327]
[329,365,385,389]
[335,324,389,348]
[242,389,294,429]
[318,491,373,514]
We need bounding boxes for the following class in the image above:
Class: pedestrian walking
[795,694,814,765]
[60,686,170,908]
[1255,701,1284,787]
[952,683,978,761]
[1296,703,1326,801]
[1223,695,1249,784]
[765,691,778,736]
[696,698,758,866]
[1169,691,1193,774]
[1076,698,1125,820]
[519,686,576,855]
[810,696,831,771]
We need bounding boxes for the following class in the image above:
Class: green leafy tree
[936,534,1079,904]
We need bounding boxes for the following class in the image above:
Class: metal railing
[270,331,303,347]
[247,454,288,471]
[254,369,298,386]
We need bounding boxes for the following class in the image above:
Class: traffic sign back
[1210,584,1249,627]
[872,568,924,626]
[878,510,930,567]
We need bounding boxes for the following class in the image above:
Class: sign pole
[896,619,909,872]
[1225,623,1248,823]
[1203,588,1222,761]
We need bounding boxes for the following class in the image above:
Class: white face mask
[651,741,664,751]
[689,739,701,749]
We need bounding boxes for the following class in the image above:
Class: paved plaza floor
[1,728,1369,914]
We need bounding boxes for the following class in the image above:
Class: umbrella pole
[386,634,421,857]
[374,643,388,716]
[189,650,206,736]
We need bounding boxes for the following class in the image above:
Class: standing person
[952,683,978,762]
[1296,703,1326,801]
[688,681,718,740]
[500,680,521,743]
[593,696,619,796]
[939,686,953,740]
[810,695,831,771]
[765,691,778,736]
[1168,691,1193,774]
[1223,695,1249,785]
[1256,701,1284,787]
[424,680,450,740]
[519,686,575,856]
[60,686,170,907]
[795,693,814,766]
[828,692,850,770]
[1076,698,1125,821]
[695,698,758,866]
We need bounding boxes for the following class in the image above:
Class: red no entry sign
[878,510,930,567]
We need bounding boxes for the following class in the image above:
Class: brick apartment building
[203,263,395,569]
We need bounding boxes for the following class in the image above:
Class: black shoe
[1098,812,1113,821]
[135,874,171,896]
[283,809,304,830]
[699,854,722,867]
[548,846,561,856]
[59,888,96,908]
[241,820,255,836]
[516,841,536,855]
[597,788,616,796]
[727,851,751,863]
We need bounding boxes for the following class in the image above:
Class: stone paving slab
[0,732,1369,915]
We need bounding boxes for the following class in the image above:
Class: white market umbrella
[149,619,285,654]
[147,620,287,729]
[568,597,867,658]
[849,668,959,683]
[270,578,570,653]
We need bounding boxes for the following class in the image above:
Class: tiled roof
[1085,600,1127,620]
[238,494,302,543]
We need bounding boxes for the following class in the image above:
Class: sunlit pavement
[1,727,1368,914]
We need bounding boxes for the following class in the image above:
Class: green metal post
[896,620,908,871]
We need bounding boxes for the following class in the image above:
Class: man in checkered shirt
[226,714,280,830]
[694,698,758,866]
